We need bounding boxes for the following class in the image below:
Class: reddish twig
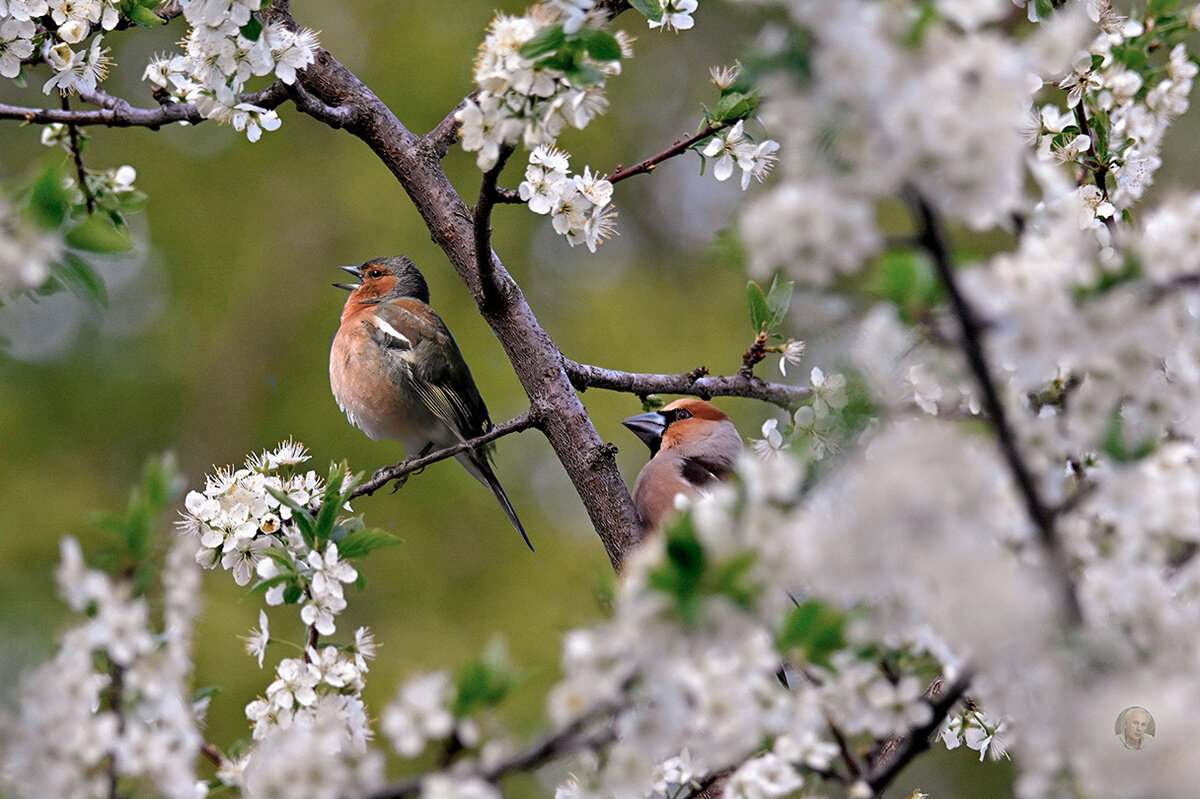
[607,120,731,184]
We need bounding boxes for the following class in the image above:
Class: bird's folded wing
[372,303,493,442]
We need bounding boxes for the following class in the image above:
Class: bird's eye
[675,408,692,420]
[368,269,385,279]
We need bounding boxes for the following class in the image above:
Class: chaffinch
[330,255,532,551]
[622,398,743,534]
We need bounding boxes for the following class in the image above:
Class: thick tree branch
[607,120,730,184]
[270,7,642,569]
[284,81,359,128]
[906,188,1083,626]
[564,358,810,412]
[350,411,541,499]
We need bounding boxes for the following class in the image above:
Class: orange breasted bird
[621,398,744,534]
[330,255,532,551]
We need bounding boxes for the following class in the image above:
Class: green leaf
[249,574,293,597]
[577,29,621,61]
[265,485,316,550]
[647,515,706,622]
[128,4,164,26]
[311,462,356,550]
[240,15,263,41]
[711,551,759,609]
[260,546,298,574]
[336,528,401,559]
[192,685,222,703]
[746,280,769,332]
[66,213,132,254]
[629,0,663,21]
[519,25,566,59]
[712,91,758,123]
[640,395,666,413]
[282,583,304,605]
[28,162,71,229]
[116,190,149,214]
[1102,408,1157,463]
[1149,0,1181,17]
[765,275,794,332]
[777,599,847,668]
[50,254,108,307]
[565,62,605,86]
[453,644,513,718]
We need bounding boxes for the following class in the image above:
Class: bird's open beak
[333,264,363,291]
[622,411,667,455]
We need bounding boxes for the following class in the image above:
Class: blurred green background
[2,2,1195,796]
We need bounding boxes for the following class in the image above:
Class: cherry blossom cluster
[519,144,616,252]
[546,455,955,799]
[2,538,203,799]
[701,120,779,191]
[0,0,119,93]
[456,9,626,171]
[176,441,386,793]
[751,366,848,463]
[729,1,1200,795]
[178,440,327,584]
[1038,6,1200,238]
[142,0,318,140]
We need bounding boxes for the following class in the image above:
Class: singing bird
[329,255,532,550]
[622,398,744,534]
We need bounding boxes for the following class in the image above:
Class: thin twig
[563,358,810,412]
[863,672,972,793]
[739,332,768,379]
[350,411,541,499]
[823,707,863,780]
[607,120,731,184]
[368,702,619,799]
[424,94,474,158]
[905,187,1083,626]
[2,83,290,129]
[61,95,95,214]
[200,742,225,768]
[1072,103,1116,236]
[474,145,516,310]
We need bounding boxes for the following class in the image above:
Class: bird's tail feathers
[458,452,533,552]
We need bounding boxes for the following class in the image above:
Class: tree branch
[0,98,202,128]
[863,672,972,794]
[563,358,810,412]
[905,187,1084,626]
[61,95,95,214]
[474,145,516,311]
[350,411,542,499]
[424,95,472,159]
[0,83,291,129]
[274,10,643,571]
[607,120,730,184]
[285,81,359,128]
[368,703,619,799]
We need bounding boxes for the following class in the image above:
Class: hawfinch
[622,398,743,534]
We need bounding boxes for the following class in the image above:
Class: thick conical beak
[333,264,362,291]
[622,411,667,455]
